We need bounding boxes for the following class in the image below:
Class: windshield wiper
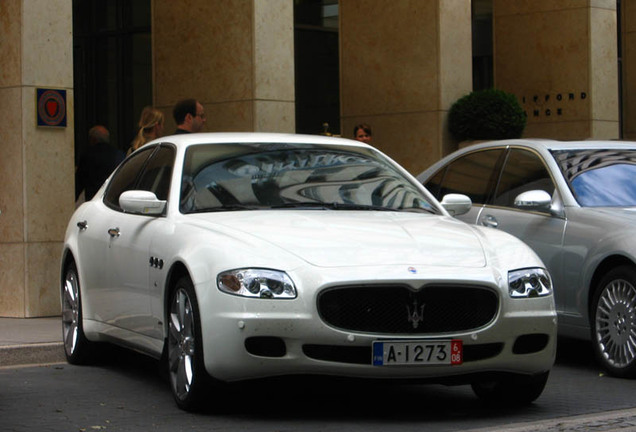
[189,202,435,213]
[188,204,264,213]
[328,203,436,213]
[270,202,395,211]
[326,203,395,211]
[269,202,334,210]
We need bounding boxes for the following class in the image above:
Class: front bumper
[196,266,557,383]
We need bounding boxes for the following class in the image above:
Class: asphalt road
[2,338,636,432]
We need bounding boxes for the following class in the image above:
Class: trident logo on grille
[406,299,425,329]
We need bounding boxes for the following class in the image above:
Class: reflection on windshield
[571,164,636,206]
[552,149,636,207]
[180,143,434,213]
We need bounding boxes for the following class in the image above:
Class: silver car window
[493,149,555,209]
[552,149,636,207]
[425,149,504,204]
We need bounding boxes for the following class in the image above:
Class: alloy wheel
[595,278,636,369]
[62,267,81,357]
[168,287,197,401]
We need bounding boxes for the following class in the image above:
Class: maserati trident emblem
[406,299,425,329]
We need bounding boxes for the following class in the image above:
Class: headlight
[508,268,552,298]
[217,268,297,299]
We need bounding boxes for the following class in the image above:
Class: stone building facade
[0,0,631,317]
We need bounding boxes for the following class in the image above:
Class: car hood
[573,207,636,230]
[585,206,636,220]
[187,211,486,268]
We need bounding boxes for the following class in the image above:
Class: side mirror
[440,193,472,216]
[514,190,552,212]
[119,190,166,215]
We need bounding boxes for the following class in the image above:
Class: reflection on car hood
[188,211,486,268]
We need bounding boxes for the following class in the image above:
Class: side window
[425,149,504,204]
[423,169,445,199]
[136,146,175,201]
[103,147,154,210]
[493,149,554,209]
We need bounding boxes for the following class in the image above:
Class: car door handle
[481,214,499,229]
[77,220,88,231]
[108,227,120,238]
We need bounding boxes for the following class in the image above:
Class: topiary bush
[448,89,526,141]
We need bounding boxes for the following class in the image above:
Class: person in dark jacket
[75,125,125,201]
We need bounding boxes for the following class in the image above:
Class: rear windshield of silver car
[552,149,636,207]
[180,142,435,214]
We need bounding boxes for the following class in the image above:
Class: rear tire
[61,261,94,364]
[591,265,636,378]
[471,372,549,405]
[167,275,210,411]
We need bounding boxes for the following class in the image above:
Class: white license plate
[372,340,463,366]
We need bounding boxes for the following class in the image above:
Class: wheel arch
[159,261,190,360]
[163,261,191,328]
[588,255,636,317]
[60,249,77,290]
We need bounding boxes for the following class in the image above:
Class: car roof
[149,132,370,149]
[463,138,636,152]
[417,138,636,186]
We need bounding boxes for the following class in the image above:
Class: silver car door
[478,148,567,313]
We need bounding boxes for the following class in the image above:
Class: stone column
[340,0,472,175]
[494,0,619,139]
[622,1,636,139]
[153,0,295,133]
[0,0,75,317]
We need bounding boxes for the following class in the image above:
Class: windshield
[180,142,435,214]
[552,149,636,207]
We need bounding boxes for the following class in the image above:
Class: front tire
[61,261,94,364]
[471,372,549,405]
[167,276,210,411]
[591,265,636,378]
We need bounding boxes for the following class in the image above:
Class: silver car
[418,139,636,378]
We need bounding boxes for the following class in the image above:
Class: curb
[0,342,66,367]
[464,407,636,432]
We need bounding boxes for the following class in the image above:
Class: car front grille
[317,284,498,334]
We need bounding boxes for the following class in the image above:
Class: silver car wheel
[61,262,92,364]
[595,277,636,369]
[62,267,81,357]
[168,286,196,401]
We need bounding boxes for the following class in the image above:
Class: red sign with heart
[37,88,66,127]
[45,99,59,118]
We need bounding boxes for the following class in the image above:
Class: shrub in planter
[448,89,526,141]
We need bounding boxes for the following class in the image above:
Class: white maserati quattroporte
[61,133,556,411]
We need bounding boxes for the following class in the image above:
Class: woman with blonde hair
[128,106,164,155]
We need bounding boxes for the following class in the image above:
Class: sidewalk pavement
[0,317,66,367]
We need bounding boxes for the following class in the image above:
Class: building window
[472,0,493,90]
[294,0,340,135]
[73,0,152,161]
